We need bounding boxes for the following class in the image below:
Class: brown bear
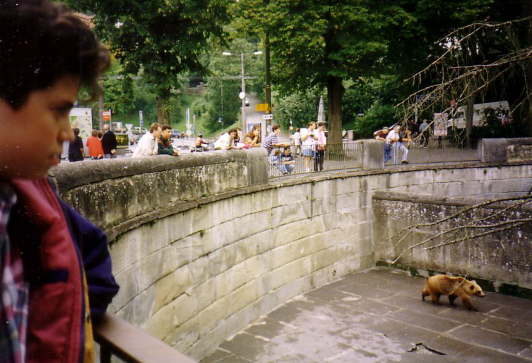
[421,274,485,311]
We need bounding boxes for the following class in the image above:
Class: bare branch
[425,220,529,250]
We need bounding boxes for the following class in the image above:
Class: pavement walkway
[202,268,532,363]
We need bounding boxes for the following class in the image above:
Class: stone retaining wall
[51,155,532,360]
[373,191,532,291]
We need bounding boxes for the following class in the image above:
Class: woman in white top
[300,122,317,172]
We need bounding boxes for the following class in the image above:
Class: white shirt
[291,131,301,145]
[214,133,232,150]
[300,128,316,147]
[386,130,399,143]
[132,132,158,157]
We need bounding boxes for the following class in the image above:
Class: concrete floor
[201,268,532,363]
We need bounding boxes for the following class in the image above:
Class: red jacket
[10,179,118,362]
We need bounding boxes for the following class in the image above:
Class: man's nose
[59,123,74,142]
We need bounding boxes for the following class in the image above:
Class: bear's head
[464,279,485,297]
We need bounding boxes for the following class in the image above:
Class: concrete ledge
[508,144,532,163]
[479,137,532,162]
[359,139,384,169]
[51,148,268,192]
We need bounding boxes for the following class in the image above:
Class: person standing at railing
[290,128,302,156]
[244,125,261,148]
[0,1,119,362]
[314,122,327,172]
[132,123,162,158]
[386,125,410,164]
[214,128,238,150]
[419,119,430,147]
[158,125,179,156]
[300,122,317,172]
[87,130,105,159]
[374,126,391,163]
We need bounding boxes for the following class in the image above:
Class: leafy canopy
[66,0,231,96]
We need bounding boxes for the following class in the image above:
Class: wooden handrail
[94,313,196,363]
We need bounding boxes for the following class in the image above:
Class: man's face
[161,128,172,140]
[0,75,79,179]
[274,128,280,135]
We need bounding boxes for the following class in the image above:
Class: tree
[234,0,495,145]
[273,88,323,130]
[396,13,532,144]
[65,0,231,124]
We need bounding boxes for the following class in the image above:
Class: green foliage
[342,75,403,137]
[65,0,231,102]
[353,102,397,138]
[273,88,323,129]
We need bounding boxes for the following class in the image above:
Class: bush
[353,101,397,138]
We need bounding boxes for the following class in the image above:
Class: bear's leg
[422,288,430,301]
[448,294,458,306]
[431,293,441,305]
[460,295,477,311]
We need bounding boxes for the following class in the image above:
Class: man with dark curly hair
[0,1,119,361]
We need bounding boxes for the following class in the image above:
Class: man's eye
[53,107,71,117]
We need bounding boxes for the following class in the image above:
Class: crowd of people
[66,122,180,161]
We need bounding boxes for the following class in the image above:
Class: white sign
[263,114,273,120]
[451,101,510,128]
[433,113,448,136]
[69,107,93,140]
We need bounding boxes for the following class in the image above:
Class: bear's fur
[421,274,485,311]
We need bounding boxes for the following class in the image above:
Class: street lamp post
[240,52,246,133]
[223,50,262,133]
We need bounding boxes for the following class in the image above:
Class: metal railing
[267,141,364,178]
[94,313,195,363]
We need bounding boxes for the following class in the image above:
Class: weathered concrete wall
[51,149,268,241]
[373,191,532,290]
[51,157,532,360]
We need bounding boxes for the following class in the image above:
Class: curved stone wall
[51,154,532,360]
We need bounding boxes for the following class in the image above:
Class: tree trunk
[327,76,344,145]
[526,0,532,136]
[156,96,170,125]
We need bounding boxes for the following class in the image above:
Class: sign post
[102,109,112,123]
[139,110,144,129]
